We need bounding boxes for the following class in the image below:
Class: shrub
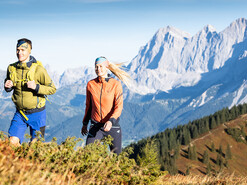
[0,133,164,184]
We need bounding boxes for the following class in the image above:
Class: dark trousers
[86,123,122,155]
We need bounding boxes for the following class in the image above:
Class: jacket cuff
[35,84,40,93]
[5,87,13,92]
[83,122,88,126]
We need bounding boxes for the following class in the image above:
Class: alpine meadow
[1,18,247,184]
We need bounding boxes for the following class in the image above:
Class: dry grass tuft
[160,173,247,185]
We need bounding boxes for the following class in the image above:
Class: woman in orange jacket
[81,56,130,155]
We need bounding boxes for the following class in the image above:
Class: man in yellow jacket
[4,38,56,146]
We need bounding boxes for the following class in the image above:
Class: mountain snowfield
[128,18,247,94]
[0,18,247,143]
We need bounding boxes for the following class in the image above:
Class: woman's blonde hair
[108,62,131,88]
[95,56,131,88]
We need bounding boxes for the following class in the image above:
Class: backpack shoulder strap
[8,62,18,86]
[36,60,43,67]
[27,61,43,81]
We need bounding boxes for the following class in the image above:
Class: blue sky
[0,0,247,73]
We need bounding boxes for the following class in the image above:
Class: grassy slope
[0,135,164,184]
[0,128,247,184]
[177,114,247,176]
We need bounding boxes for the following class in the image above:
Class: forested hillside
[127,103,247,176]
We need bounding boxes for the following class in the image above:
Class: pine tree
[241,103,247,114]
[192,145,197,161]
[182,129,191,145]
[240,125,246,140]
[216,114,221,126]
[202,150,209,164]
[225,107,230,121]
[185,166,191,175]
[164,156,178,175]
[216,153,221,166]
[188,145,197,160]
[198,122,205,135]
[168,130,177,150]
[236,105,240,117]
[216,153,224,169]
[221,110,226,123]
[230,105,237,120]
[191,125,198,139]
[188,145,193,159]
[211,143,215,152]
[206,162,212,175]
[174,144,180,159]
[204,119,210,132]
[161,136,168,157]
[218,144,223,156]
[225,143,232,160]
[137,140,161,173]
[220,157,224,169]
[210,117,217,129]
[225,159,229,168]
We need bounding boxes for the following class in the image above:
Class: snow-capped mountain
[59,66,95,88]
[128,18,247,94]
[1,18,247,144]
[0,69,11,99]
[45,64,95,91]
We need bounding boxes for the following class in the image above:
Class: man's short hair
[17,38,32,49]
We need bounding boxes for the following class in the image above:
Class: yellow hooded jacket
[5,56,56,112]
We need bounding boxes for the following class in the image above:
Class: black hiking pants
[86,122,122,155]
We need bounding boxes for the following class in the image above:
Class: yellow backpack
[9,61,44,86]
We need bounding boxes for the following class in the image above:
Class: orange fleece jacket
[83,77,123,126]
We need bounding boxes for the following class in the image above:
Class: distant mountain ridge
[128,18,247,94]
[1,18,247,144]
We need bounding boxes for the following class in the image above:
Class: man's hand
[81,125,88,136]
[103,121,112,132]
[27,80,37,90]
[4,80,13,88]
